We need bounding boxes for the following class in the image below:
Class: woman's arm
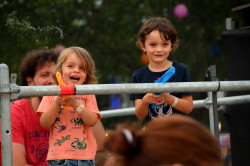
[12,143,32,166]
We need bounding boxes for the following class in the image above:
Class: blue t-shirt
[130,62,192,122]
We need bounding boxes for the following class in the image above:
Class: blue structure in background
[211,44,221,56]
[111,76,121,109]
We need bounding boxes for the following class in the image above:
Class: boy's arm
[135,98,149,120]
[134,92,161,119]
[135,92,169,119]
[158,93,193,114]
[12,143,32,166]
[172,95,193,114]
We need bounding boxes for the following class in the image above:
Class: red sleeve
[0,142,1,166]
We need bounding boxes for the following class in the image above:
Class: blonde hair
[53,46,98,84]
[105,115,222,166]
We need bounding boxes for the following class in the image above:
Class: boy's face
[26,61,55,86]
[61,53,87,85]
[141,30,173,64]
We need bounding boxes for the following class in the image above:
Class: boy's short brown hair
[137,17,180,52]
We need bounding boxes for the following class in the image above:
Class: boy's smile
[142,30,173,65]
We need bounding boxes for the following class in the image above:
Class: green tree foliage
[0,0,249,116]
[1,0,248,80]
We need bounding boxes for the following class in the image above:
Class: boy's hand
[142,93,155,104]
[142,93,165,105]
[159,93,171,104]
[143,93,171,106]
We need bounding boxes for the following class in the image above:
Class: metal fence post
[209,65,220,139]
[0,64,13,166]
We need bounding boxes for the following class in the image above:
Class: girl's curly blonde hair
[53,46,98,85]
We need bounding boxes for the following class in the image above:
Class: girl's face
[141,30,173,64]
[61,53,87,85]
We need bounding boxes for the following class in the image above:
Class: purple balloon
[174,4,188,18]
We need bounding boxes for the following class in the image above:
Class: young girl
[130,17,193,122]
[38,46,101,166]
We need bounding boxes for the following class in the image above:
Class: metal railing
[1,63,250,165]
[100,94,250,118]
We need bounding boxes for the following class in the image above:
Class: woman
[105,115,222,166]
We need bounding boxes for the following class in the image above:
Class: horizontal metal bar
[100,94,250,118]
[100,107,136,118]
[13,80,250,98]
[74,82,221,94]
[194,94,250,109]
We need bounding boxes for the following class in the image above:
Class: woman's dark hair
[19,49,58,86]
